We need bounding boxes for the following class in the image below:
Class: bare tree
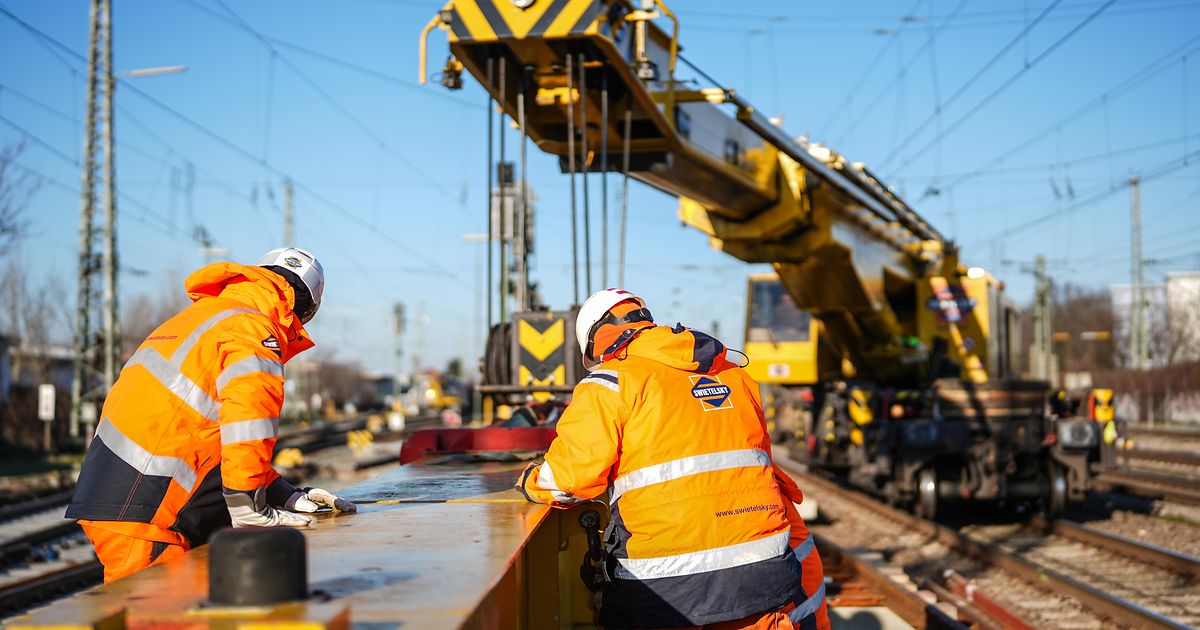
[1,261,70,384]
[0,142,39,249]
[0,259,70,452]
[122,274,190,353]
[1051,283,1117,373]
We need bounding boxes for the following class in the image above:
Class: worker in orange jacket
[66,248,356,583]
[517,289,829,630]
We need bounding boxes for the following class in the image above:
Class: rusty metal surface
[817,536,964,630]
[8,460,548,629]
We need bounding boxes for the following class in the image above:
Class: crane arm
[423,0,991,383]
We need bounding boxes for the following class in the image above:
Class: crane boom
[422,0,1001,384]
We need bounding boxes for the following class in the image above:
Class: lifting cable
[498,56,508,322]
[579,52,592,296]
[485,57,494,329]
[518,64,529,311]
[566,53,580,304]
[619,97,631,287]
[600,69,608,288]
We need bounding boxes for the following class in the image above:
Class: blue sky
[1,0,1198,373]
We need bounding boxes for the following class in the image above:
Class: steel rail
[0,490,75,523]
[779,458,1195,630]
[942,571,1037,630]
[1094,469,1200,506]
[1124,448,1200,467]
[0,560,102,616]
[918,579,1008,630]
[1029,515,1200,583]
[1128,426,1200,440]
[0,522,82,567]
[815,535,966,630]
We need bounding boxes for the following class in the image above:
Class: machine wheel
[915,468,939,521]
[1045,462,1067,519]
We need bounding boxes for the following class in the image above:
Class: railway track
[1128,425,1200,441]
[1123,448,1200,468]
[1095,425,1200,505]
[1093,468,1200,506]
[778,454,1200,629]
[0,497,99,617]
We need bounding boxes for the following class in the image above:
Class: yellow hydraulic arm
[420,0,990,384]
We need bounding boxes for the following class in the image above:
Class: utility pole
[393,302,405,390]
[283,177,295,247]
[490,163,535,316]
[1129,175,1148,370]
[1031,255,1054,383]
[71,0,119,440]
[493,163,512,321]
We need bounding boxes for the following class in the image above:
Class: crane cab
[744,274,820,387]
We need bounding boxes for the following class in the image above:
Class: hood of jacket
[615,324,733,374]
[184,262,314,362]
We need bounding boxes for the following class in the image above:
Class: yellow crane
[422,0,1109,517]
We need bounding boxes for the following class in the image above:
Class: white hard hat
[256,247,324,323]
[576,288,651,370]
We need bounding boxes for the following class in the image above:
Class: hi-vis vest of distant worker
[66,263,314,546]
[519,325,828,629]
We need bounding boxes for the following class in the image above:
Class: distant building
[1111,270,1200,367]
[6,342,75,392]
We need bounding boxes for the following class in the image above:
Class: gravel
[802,482,1113,629]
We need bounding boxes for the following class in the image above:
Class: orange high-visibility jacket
[518,325,829,630]
[66,263,314,547]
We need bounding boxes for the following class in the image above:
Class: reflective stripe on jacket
[519,325,829,629]
[66,263,313,546]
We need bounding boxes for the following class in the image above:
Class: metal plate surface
[10,461,548,629]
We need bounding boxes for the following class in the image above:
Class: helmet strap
[585,307,653,362]
[599,325,653,363]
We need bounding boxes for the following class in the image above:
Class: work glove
[285,487,358,513]
[224,486,313,528]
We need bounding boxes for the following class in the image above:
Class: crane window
[748,281,811,343]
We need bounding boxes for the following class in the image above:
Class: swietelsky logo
[689,374,733,411]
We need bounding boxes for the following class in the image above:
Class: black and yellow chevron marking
[518,315,569,402]
[518,317,566,381]
[447,0,605,43]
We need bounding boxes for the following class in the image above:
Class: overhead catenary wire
[815,25,899,140]
[878,0,1065,169]
[888,0,1116,175]
[0,2,467,283]
[922,28,1200,200]
[831,0,968,147]
[898,133,1200,179]
[685,0,1189,24]
[0,82,239,195]
[6,160,192,265]
[685,1,1200,35]
[170,0,474,108]
[985,147,1200,242]
[0,115,191,241]
[201,0,456,201]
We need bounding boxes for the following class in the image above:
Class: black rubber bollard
[209,527,308,606]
